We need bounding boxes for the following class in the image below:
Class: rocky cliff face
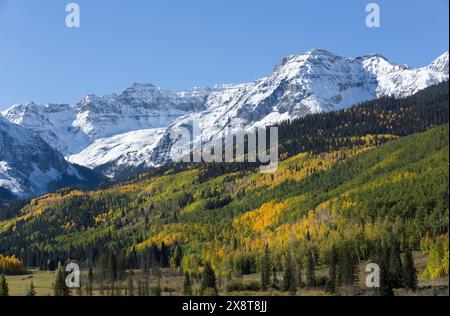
[0,116,104,198]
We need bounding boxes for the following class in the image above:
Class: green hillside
[0,83,448,295]
[0,124,447,270]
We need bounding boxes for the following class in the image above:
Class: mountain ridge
[2,49,449,178]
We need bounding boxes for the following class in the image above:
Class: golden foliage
[233,201,285,234]
[136,223,208,250]
[420,234,449,280]
[0,254,27,275]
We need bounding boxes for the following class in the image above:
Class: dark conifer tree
[296,257,303,289]
[306,251,316,288]
[402,249,417,291]
[183,271,193,295]
[173,246,183,268]
[108,252,118,282]
[389,239,404,288]
[272,265,279,289]
[339,242,359,286]
[282,253,296,294]
[378,245,394,296]
[53,263,69,296]
[160,242,169,267]
[0,274,8,296]
[200,262,218,296]
[326,245,339,293]
[260,245,271,291]
[87,267,94,296]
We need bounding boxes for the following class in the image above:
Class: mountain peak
[359,53,390,62]
[120,82,176,101]
[279,48,338,65]
[362,52,387,58]
[429,51,449,74]
[304,48,335,56]
[4,101,38,112]
[178,86,212,98]
[125,82,160,93]
[130,82,156,88]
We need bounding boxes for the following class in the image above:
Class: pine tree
[378,245,394,296]
[402,249,417,291]
[26,281,36,296]
[109,252,118,282]
[306,251,316,288]
[339,242,359,286]
[160,242,169,267]
[296,257,303,289]
[173,246,183,268]
[389,239,404,288]
[117,251,127,281]
[0,274,8,297]
[86,267,94,296]
[183,272,192,295]
[200,262,218,296]
[326,245,338,293]
[127,270,135,296]
[272,265,279,289]
[260,245,271,291]
[282,253,296,294]
[53,263,69,296]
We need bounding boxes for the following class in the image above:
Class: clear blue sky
[0,0,448,109]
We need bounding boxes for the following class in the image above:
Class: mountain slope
[0,82,448,267]
[155,50,448,156]
[3,50,449,178]
[68,128,166,178]
[0,123,447,273]
[0,116,104,201]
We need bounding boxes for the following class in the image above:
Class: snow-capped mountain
[68,128,166,178]
[0,116,103,199]
[2,102,77,156]
[3,83,208,156]
[2,49,449,178]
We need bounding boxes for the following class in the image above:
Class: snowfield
[68,128,166,178]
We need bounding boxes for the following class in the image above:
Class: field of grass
[4,252,448,296]
[5,270,56,296]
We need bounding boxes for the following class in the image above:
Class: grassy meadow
[5,252,448,296]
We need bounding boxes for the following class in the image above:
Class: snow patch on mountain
[2,83,208,157]
[68,128,166,178]
[3,49,448,178]
[0,115,104,198]
[0,161,23,196]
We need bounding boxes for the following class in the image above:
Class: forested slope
[0,84,448,289]
[0,124,447,273]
